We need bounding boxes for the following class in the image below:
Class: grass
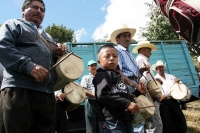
[182,100,200,133]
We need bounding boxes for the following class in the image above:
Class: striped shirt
[80,73,95,99]
[115,45,141,78]
[136,54,154,85]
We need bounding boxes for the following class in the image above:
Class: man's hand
[30,65,48,82]
[126,102,140,114]
[56,93,66,101]
[54,43,68,55]
[174,77,180,83]
[156,78,163,85]
[137,81,146,94]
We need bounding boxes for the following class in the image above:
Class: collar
[89,73,95,77]
[138,54,149,61]
[117,44,127,51]
[21,19,43,33]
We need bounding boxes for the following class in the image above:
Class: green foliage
[45,23,76,43]
[139,3,178,40]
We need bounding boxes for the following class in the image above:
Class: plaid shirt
[80,73,95,99]
[115,45,141,78]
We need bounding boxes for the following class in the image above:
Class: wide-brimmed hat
[132,41,157,53]
[106,38,136,42]
[197,56,200,62]
[110,24,136,44]
[151,60,166,71]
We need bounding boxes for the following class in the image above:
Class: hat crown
[88,60,97,66]
[137,41,151,45]
[197,56,200,62]
[156,60,165,66]
[120,24,129,29]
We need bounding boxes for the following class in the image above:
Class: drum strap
[38,32,53,51]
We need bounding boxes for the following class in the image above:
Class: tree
[139,2,200,60]
[45,23,76,43]
[138,3,178,41]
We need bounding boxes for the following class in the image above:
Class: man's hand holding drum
[30,43,68,82]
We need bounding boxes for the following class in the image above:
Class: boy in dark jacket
[93,44,145,133]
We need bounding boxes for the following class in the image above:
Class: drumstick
[133,72,156,107]
[143,62,158,85]
[47,39,82,59]
[46,39,58,47]
[64,90,74,96]
[48,51,73,71]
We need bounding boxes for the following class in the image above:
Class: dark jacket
[93,67,141,121]
[0,19,57,93]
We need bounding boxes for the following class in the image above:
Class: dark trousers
[0,88,56,133]
[54,102,68,133]
[160,99,187,133]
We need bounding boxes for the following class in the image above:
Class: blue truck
[65,40,200,132]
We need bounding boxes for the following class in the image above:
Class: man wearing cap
[80,60,99,133]
[152,60,187,133]
[109,24,145,133]
[133,41,163,133]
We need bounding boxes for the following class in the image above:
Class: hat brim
[132,43,157,53]
[110,28,136,44]
[151,64,166,71]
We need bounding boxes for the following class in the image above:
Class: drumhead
[147,80,162,98]
[135,95,155,119]
[56,53,84,80]
[64,82,86,104]
[170,83,188,100]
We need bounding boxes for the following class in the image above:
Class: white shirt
[136,54,154,85]
[155,73,175,96]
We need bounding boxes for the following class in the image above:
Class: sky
[0,0,152,42]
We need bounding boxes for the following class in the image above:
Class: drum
[147,80,162,100]
[170,83,192,101]
[132,95,155,126]
[54,52,84,91]
[64,82,86,112]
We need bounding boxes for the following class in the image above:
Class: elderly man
[109,24,145,133]
[133,41,163,133]
[152,60,187,133]
[81,60,99,133]
[0,0,67,133]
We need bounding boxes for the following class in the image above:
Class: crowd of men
[0,0,194,133]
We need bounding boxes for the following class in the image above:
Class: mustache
[125,40,130,43]
[33,14,42,19]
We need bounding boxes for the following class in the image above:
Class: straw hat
[151,60,166,71]
[106,38,136,42]
[110,24,136,44]
[132,41,157,53]
[197,56,200,62]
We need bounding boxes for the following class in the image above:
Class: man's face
[22,1,45,27]
[116,32,131,49]
[88,64,97,74]
[156,66,165,76]
[142,47,152,58]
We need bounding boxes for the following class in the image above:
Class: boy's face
[98,48,118,71]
